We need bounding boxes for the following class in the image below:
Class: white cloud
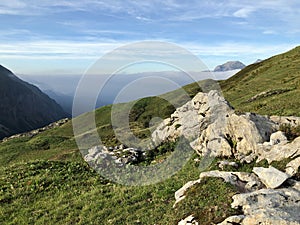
[0,39,296,62]
[233,7,255,18]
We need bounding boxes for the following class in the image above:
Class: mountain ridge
[0,65,69,139]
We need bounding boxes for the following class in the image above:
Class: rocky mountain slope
[214,61,246,72]
[0,65,68,139]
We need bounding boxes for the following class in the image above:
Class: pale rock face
[253,166,290,189]
[231,181,300,225]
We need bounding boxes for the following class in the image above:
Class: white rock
[178,215,198,225]
[231,183,300,225]
[218,160,239,170]
[257,137,300,163]
[270,116,300,128]
[174,179,201,207]
[253,166,290,189]
[270,131,288,145]
[286,157,300,176]
[218,215,245,225]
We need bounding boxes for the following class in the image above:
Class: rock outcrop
[1,118,69,142]
[152,90,276,159]
[84,144,143,167]
[158,90,300,224]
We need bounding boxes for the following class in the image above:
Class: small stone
[218,215,245,225]
[253,166,290,189]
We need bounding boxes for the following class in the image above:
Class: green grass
[173,177,240,224]
[0,157,205,225]
[220,46,300,116]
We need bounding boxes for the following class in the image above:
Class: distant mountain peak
[214,61,246,72]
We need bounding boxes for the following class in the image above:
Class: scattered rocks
[151,90,300,224]
[84,145,143,167]
[1,118,70,142]
[174,170,263,207]
[253,166,290,189]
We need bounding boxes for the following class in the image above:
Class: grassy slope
[221,46,300,116]
[1,47,300,224]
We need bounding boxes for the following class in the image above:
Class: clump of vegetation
[175,124,182,130]
[141,140,177,165]
[279,124,300,140]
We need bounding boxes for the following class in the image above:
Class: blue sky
[0,0,300,75]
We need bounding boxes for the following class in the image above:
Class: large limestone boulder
[151,90,233,148]
[152,90,276,158]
